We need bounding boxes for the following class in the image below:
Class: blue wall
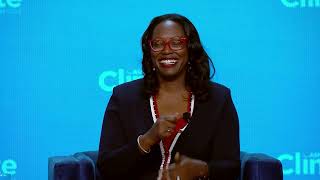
[1,0,319,179]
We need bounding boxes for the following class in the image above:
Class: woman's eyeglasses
[149,37,188,52]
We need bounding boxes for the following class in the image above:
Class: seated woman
[97,13,240,180]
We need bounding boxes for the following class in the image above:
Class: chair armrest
[48,153,96,180]
[240,152,283,180]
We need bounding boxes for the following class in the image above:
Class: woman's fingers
[151,113,183,139]
[160,113,180,122]
[174,152,181,164]
[144,112,181,146]
[161,120,177,136]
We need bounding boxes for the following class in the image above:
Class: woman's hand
[139,113,181,150]
[165,152,209,180]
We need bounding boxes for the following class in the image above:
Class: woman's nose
[162,42,173,53]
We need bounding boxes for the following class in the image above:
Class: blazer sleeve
[208,89,240,179]
[96,87,144,179]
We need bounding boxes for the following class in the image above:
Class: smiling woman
[150,20,189,82]
[96,13,240,180]
[141,14,215,101]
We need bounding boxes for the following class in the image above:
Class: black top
[97,79,240,179]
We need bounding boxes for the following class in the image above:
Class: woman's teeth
[159,59,177,65]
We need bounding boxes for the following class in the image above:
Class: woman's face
[150,20,188,81]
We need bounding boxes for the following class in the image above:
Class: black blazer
[97,79,240,180]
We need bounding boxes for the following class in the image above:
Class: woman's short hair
[141,13,215,100]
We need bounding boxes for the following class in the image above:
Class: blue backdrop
[1,0,319,179]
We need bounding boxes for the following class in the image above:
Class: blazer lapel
[142,96,154,130]
[171,97,205,151]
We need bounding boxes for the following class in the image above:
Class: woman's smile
[159,57,178,68]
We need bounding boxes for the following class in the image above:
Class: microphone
[183,112,191,123]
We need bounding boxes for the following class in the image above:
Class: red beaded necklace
[151,91,193,168]
[152,91,192,119]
